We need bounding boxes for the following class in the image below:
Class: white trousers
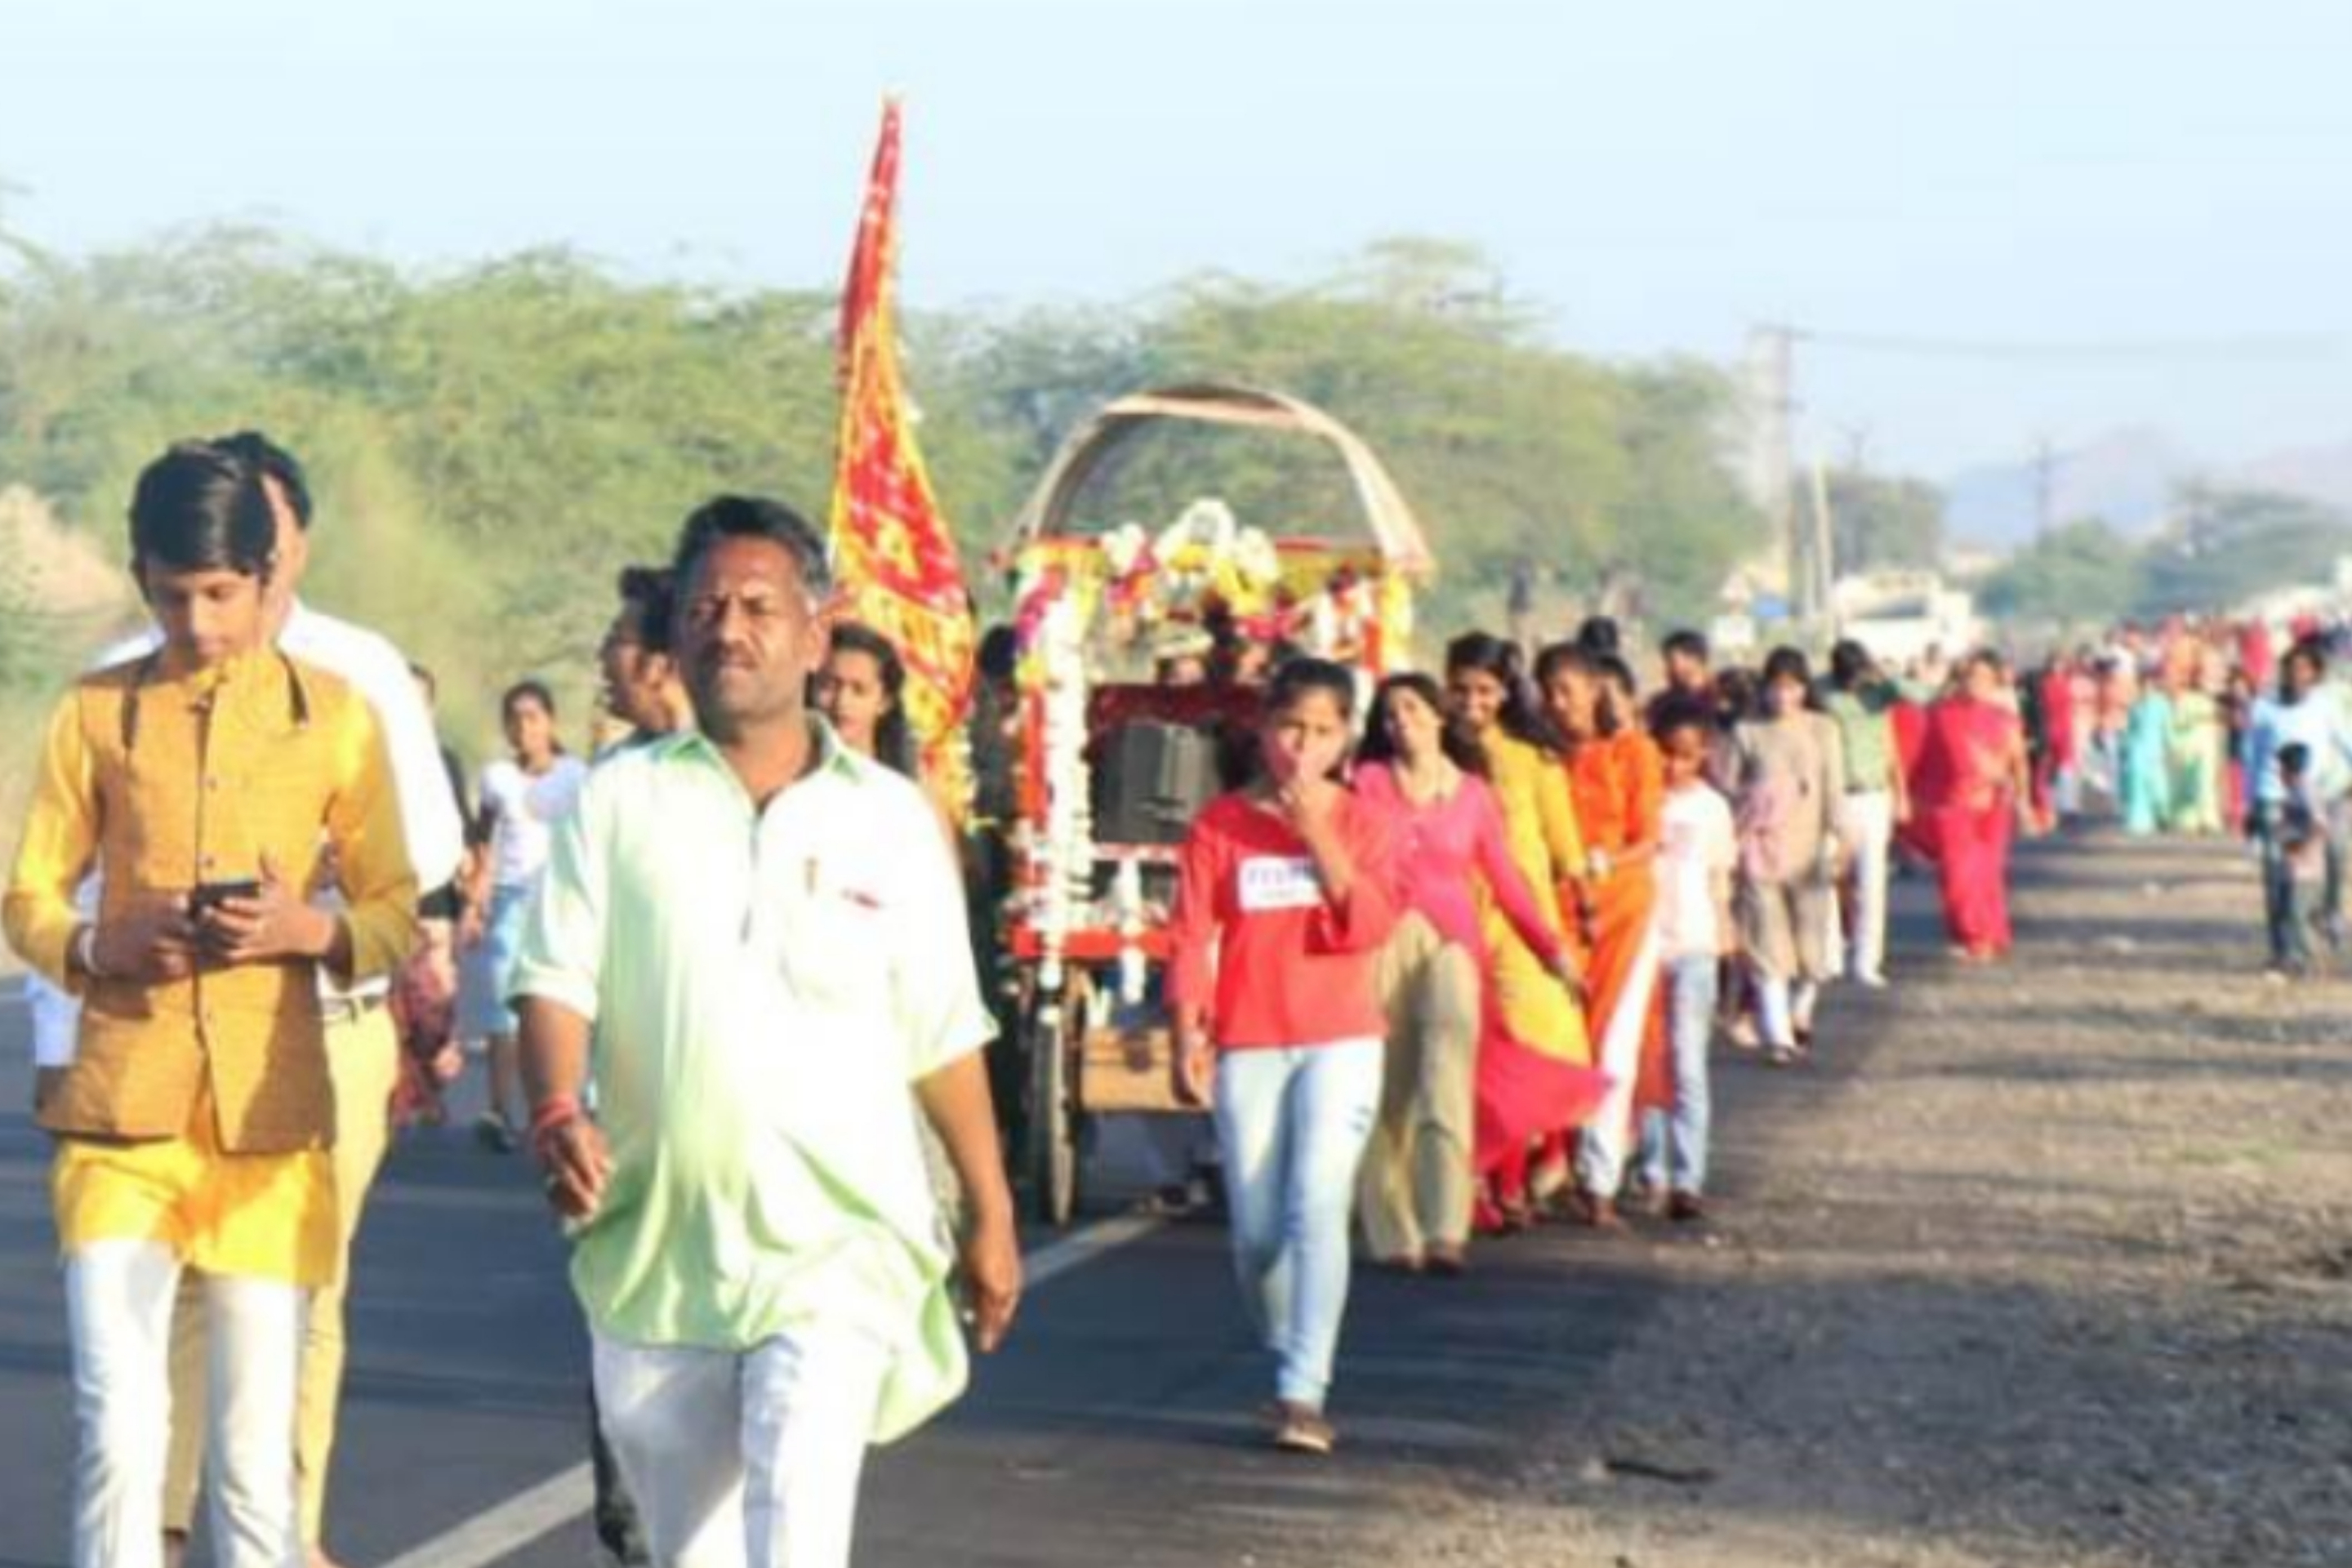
[592,1325,892,1568]
[1837,790,1896,983]
[1575,926,1664,1198]
[65,1240,305,1568]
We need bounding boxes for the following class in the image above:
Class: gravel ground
[1404,828,2352,1568]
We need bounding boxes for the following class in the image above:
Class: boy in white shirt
[1638,697,1738,1221]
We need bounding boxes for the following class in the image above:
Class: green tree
[1978,519,2145,626]
[2137,485,2352,615]
[1815,470,1945,574]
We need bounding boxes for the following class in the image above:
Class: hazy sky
[7,0,2350,477]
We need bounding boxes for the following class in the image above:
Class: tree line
[0,225,1775,751]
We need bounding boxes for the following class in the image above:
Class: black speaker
[1093,722,1221,845]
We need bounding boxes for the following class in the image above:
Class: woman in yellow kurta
[1441,634,1594,1228]
[2,443,416,1568]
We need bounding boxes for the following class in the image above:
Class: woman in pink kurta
[1913,653,2031,960]
[1352,675,1586,1272]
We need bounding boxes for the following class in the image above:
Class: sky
[6,0,2352,479]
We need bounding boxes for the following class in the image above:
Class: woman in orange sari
[1538,645,1666,1228]
[1441,634,1597,1231]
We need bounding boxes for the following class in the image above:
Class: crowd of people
[2007,616,2352,976]
[5,437,1017,1568]
[11,426,2341,1568]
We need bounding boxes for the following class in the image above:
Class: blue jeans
[1213,1040,1383,1409]
[2252,806,2317,969]
[1637,956,1718,1196]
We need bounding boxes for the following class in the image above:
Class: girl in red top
[1170,659,1401,1456]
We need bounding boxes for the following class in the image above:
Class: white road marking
[370,1209,1169,1568]
[1022,1210,1165,1289]
[374,1464,591,1568]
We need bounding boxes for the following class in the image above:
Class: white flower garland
[1029,582,1095,997]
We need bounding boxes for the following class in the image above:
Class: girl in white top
[459,679,588,1148]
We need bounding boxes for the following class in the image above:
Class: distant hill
[2234,436,2352,514]
[1943,427,2196,548]
[1944,427,2352,552]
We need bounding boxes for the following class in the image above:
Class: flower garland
[1024,572,1097,997]
[1009,496,1423,998]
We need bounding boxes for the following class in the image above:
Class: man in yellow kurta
[3,442,416,1568]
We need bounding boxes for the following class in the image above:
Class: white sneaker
[1855,971,1889,989]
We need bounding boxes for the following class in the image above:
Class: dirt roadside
[1406,830,2352,1568]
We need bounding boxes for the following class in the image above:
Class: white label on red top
[1237,855,1323,911]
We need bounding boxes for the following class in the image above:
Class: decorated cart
[1000,384,1433,1224]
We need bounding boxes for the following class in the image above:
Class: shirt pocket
[774,880,897,1018]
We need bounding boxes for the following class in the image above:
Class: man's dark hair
[2279,741,2312,777]
[1830,639,1873,690]
[2287,638,2328,679]
[208,430,313,530]
[617,565,676,655]
[671,496,831,599]
[1661,628,1709,665]
[128,442,277,577]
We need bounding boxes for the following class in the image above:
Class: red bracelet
[528,1095,582,1140]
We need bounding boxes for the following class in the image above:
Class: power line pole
[2032,435,2060,541]
[1744,323,1802,618]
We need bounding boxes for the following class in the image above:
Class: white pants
[1837,790,1895,983]
[592,1325,892,1568]
[65,1240,305,1568]
[1575,927,1664,1199]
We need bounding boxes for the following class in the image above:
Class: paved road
[0,874,1936,1568]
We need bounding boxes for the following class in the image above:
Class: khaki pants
[1356,912,1481,1259]
[164,1004,399,1546]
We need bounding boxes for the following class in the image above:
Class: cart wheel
[1026,1004,1080,1227]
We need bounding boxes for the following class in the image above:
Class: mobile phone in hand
[189,879,264,915]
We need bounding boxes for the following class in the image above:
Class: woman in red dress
[1913,652,2032,960]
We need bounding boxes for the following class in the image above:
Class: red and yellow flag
[829,98,977,795]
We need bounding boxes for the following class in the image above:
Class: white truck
[1832,569,1981,668]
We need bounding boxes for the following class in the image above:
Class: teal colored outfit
[2119,691,2174,836]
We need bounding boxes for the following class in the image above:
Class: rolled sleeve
[893,808,995,1082]
[327,702,421,982]
[3,694,101,990]
[509,786,607,1026]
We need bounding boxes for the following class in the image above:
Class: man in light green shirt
[514,496,1019,1568]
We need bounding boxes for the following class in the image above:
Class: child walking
[1170,659,1401,1455]
[1637,697,1737,1220]
[2268,741,2329,978]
